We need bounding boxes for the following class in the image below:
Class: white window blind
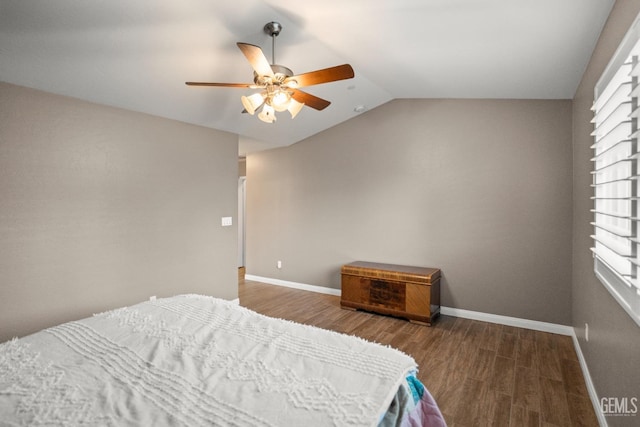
[592,13,640,327]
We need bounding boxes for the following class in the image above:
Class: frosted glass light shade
[241,93,265,115]
[258,104,276,123]
[287,98,304,118]
[271,90,291,112]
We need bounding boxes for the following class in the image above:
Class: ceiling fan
[185,21,355,123]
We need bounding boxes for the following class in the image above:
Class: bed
[0,294,446,426]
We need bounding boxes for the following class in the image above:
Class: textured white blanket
[0,295,417,426]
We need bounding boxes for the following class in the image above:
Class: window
[592,12,640,327]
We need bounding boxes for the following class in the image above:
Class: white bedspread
[0,295,419,426]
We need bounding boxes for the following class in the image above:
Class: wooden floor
[239,280,598,427]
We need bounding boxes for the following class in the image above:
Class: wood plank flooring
[239,280,598,427]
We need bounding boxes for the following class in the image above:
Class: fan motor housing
[254,64,293,85]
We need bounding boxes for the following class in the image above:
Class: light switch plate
[221,216,233,227]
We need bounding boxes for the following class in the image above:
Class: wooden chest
[340,261,441,325]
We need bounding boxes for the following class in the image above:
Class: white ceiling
[0,0,615,155]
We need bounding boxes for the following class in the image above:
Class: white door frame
[238,176,246,267]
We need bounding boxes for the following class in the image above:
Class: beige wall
[239,157,246,177]
[0,82,239,342]
[572,1,640,424]
[247,98,573,325]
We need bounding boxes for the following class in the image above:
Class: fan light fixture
[240,22,305,123]
[185,23,355,123]
[241,85,305,121]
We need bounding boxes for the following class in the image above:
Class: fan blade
[185,82,254,88]
[291,89,331,111]
[286,64,354,88]
[237,42,274,78]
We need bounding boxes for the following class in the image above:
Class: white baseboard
[229,298,240,305]
[439,307,574,336]
[245,274,604,423]
[571,333,607,427]
[245,274,341,296]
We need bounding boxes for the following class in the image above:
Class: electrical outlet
[585,323,589,342]
[277,260,282,269]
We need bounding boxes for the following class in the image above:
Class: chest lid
[341,261,440,284]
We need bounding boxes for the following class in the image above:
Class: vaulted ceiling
[0,0,615,155]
